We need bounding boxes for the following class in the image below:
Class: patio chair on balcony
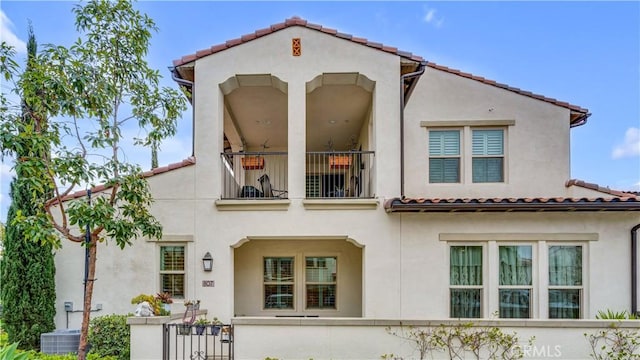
[346,175,360,197]
[258,174,287,199]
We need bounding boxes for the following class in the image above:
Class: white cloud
[0,10,27,54]
[612,127,640,159]
[423,6,444,28]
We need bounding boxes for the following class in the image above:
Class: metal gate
[163,323,234,360]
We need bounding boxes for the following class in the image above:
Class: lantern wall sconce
[202,252,213,272]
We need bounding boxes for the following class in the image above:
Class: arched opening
[305,73,375,198]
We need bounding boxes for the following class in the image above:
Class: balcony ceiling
[224,73,372,152]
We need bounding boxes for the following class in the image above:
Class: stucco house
[54,17,640,359]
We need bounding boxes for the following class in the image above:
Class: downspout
[170,66,195,157]
[632,223,640,315]
[400,61,427,198]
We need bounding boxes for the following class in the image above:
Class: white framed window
[305,256,337,309]
[498,245,533,318]
[449,245,483,318]
[160,245,185,299]
[429,130,461,183]
[448,240,585,319]
[263,257,295,309]
[548,245,583,319]
[425,123,510,184]
[472,129,504,183]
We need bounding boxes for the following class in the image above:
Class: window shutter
[486,158,503,182]
[429,158,444,183]
[430,158,459,183]
[472,158,486,183]
[472,130,503,155]
[306,175,321,198]
[161,246,184,271]
[430,131,460,156]
[473,158,503,182]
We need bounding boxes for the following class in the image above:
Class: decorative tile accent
[292,38,301,56]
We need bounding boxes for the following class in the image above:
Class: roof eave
[384,198,640,213]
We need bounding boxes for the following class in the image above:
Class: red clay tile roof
[61,157,196,201]
[565,179,639,198]
[384,196,640,213]
[172,16,424,67]
[173,17,588,121]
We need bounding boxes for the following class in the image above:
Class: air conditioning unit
[40,329,80,354]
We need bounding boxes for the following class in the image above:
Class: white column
[287,81,306,199]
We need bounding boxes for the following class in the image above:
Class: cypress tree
[0,23,56,351]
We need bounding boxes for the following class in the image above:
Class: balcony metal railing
[220,151,374,199]
[305,151,374,199]
[221,152,288,199]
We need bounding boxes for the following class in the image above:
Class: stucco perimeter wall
[53,166,196,329]
[403,66,572,199]
[192,26,402,201]
[231,318,640,360]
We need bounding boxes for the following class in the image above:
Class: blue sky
[1,1,639,220]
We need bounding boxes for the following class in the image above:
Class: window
[306,257,337,309]
[429,130,460,183]
[450,246,483,318]
[472,129,504,182]
[264,257,295,309]
[498,245,532,318]
[548,246,582,319]
[160,246,185,298]
[448,240,586,319]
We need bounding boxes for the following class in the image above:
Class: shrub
[585,324,640,359]
[0,343,28,360]
[385,322,532,360]
[596,309,640,320]
[87,314,130,360]
[24,352,116,359]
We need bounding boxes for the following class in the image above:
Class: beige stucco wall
[404,66,573,199]
[231,319,640,360]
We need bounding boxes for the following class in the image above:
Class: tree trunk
[77,237,97,360]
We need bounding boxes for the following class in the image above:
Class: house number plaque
[202,280,215,287]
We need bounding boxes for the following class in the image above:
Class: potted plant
[208,317,223,336]
[176,323,191,336]
[221,325,233,343]
[194,317,210,336]
[183,299,200,311]
[155,292,173,315]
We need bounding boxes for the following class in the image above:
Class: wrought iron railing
[220,150,374,199]
[163,323,233,360]
[221,152,288,199]
[305,151,374,198]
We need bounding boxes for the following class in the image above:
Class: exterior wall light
[202,252,213,272]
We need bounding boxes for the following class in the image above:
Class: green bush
[596,309,640,320]
[23,352,116,360]
[0,343,28,360]
[87,314,130,360]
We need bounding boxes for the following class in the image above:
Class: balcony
[305,151,374,199]
[221,152,289,199]
[220,151,374,200]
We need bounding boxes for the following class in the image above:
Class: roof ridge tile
[171,17,585,115]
